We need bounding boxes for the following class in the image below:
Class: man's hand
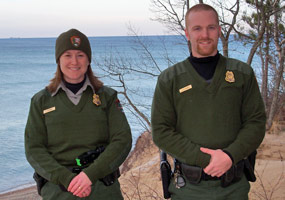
[68,172,92,197]
[200,147,232,177]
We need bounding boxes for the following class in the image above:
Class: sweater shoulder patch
[226,58,252,75]
[98,86,116,96]
[31,88,51,102]
[159,59,189,83]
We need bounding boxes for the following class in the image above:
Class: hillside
[120,131,163,199]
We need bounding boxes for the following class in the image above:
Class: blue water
[0,35,260,193]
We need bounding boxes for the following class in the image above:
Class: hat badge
[225,71,235,83]
[70,36,81,47]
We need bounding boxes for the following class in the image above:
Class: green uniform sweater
[25,86,132,189]
[151,55,266,168]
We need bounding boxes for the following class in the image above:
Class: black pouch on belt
[33,172,48,196]
[221,166,234,187]
[100,168,121,186]
[221,160,244,188]
[234,160,244,180]
[181,163,202,184]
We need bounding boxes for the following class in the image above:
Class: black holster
[160,151,172,199]
[33,172,48,196]
[244,151,257,182]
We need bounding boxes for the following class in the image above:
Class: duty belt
[176,160,245,187]
[201,171,221,181]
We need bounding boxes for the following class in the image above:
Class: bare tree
[150,0,201,53]
[259,24,270,106]
[95,53,151,131]
[95,26,181,132]
[213,0,240,57]
[266,0,285,129]
[150,0,190,37]
[234,0,285,130]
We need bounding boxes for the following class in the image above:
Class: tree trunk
[246,0,266,65]
[261,25,269,108]
[266,55,284,129]
[220,36,229,57]
[266,2,285,130]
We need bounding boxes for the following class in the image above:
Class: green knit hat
[55,29,91,63]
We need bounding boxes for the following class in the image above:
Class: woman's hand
[67,171,92,197]
[79,186,92,198]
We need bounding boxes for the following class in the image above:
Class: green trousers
[41,180,123,200]
[168,174,250,200]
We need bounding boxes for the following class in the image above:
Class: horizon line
[0,33,182,40]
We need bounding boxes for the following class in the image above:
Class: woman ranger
[25,29,132,199]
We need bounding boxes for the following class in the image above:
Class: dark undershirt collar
[64,76,86,94]
[188,52,220,81]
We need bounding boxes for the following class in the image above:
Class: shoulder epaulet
[226,57,252,75]
[159,58,189,82]
[97,86,116,96]
[31,88,51,102]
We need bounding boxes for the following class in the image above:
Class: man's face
[185,10,221,58]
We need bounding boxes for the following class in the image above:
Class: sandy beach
[1,130,284,200]
[0,186,40,200]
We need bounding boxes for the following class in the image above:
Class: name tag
[179,85,192,93]
[43,107,56,114]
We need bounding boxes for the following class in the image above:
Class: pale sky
[0,0,166,38]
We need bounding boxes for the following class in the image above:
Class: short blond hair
[185,4,219,28]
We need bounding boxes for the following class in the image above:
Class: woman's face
[59,50,89,83]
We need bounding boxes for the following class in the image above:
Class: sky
[0,0,167,38]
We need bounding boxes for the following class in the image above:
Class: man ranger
[152,4,266,199]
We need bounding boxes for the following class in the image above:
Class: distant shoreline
[0,34,182,40]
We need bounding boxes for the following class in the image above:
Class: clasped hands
[200,147,232,178]
[68,172,92,198]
